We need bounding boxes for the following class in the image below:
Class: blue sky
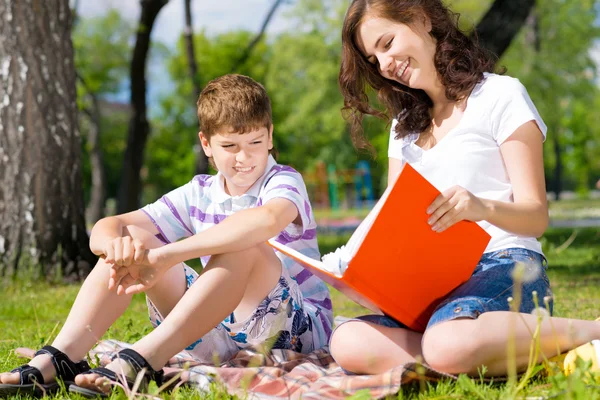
[77,0,294,110]
[77,0,293,45]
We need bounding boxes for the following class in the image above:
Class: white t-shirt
[388,73,547,254]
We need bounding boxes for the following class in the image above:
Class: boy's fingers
[112,266,129,283]
[113,240,124,266]
[124,283,145,295]
[133,240,145,264]
[117,274,136,295]
[122,237,134,266]
[104,245,115,264]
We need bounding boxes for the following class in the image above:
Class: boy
[0,74,333,397]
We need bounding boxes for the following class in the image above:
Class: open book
[269,163,491,332]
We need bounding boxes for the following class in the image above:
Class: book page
[320,184,394,274]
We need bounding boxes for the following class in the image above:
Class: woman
[330,0,600,376]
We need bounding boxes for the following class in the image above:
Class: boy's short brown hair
[197,74,272,140]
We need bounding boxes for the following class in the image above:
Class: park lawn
[0,227,599,399]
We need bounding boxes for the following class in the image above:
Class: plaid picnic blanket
[81,339,457,399]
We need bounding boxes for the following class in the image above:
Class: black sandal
[69,348,164,398]
[0,345,91,397]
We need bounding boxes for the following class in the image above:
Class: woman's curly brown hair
[339,0,498,151]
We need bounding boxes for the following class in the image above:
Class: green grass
[1,227,600,399]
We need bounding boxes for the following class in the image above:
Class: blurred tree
[500,0,600,198]
[73,10,132,223]
[265,0,389,196]
[144,30,270,201]
[182,0,209,176]
[0,0,95,278]
[117,0,168,213]
[229,0,285,73]
[473,0,535,59]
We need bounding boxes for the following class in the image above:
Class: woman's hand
[426,185,490,233]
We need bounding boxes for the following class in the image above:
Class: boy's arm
[89,210,159,256]
[154,198,298,267]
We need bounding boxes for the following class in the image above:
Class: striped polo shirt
[141,155,333,347]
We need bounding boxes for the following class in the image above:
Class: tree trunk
[473,0,536,59]
[0,0,95,279]
[117,0,167,213]
[183,0,209,175]
[83,92,106,224]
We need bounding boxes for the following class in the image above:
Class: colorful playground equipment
[305,160,375,210]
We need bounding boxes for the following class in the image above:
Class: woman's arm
[426,121,549,237]
[484,120,549,237]
[388,157,403,188]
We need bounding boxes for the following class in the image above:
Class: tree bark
[183,0,209,175]
[117,0,167,213]
[0,0,95,279]
[473,0,536,59]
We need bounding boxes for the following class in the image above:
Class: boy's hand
[103,236,146,267]
[109,248,167,295]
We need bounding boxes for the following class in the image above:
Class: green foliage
[143,30,270,200]
[501,0,600,195]
[73,10,132,96]
[73,10,133,203]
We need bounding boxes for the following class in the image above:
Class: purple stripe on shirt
[294,268,313,285]
[272,165,298,174]
[318,311,333,338]
[193,175,212,187]
[306,297,333,311]
[268,184,301,195]
[304,201,311,223]
[141,209,171,243]
[160,196,194,235]
[275,228,317,245]
[190,206,227,224]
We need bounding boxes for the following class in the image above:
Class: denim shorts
[335,248,553,333]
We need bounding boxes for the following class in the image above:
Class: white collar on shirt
[209,155,277,204]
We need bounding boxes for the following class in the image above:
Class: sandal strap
[113,349,164,385]
[10,365,44,385]
[34,345,90,382]
[80,367,121,382]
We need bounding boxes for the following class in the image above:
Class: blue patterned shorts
[147,264,317,363]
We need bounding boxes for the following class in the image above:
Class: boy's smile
[200,126,273,196]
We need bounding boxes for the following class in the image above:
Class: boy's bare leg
[75,242,281,392]
[0,226,185,385]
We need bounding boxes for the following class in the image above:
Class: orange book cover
[269,163,491,332]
